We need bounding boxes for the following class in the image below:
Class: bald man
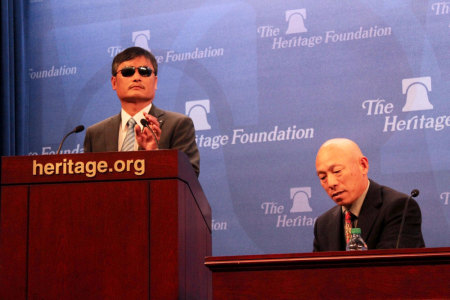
[313,138,425,252]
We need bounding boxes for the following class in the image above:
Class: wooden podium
[0,150,211,300]
[206,247,450,299]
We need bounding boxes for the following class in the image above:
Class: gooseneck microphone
[395,189,420,249]
[140,119,160,149]
[56,125,85,154]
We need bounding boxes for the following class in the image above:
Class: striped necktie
[121,118,136,151]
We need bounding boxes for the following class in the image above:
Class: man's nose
[327,174,338,188]
[132,72,142,80]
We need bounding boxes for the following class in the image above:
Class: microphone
[411,189,419,198]
[56,125,85,154]
[395,189,420,249]
[140,119,160,149]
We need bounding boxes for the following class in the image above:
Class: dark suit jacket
[83,105,200,176]
[313,180,425,251]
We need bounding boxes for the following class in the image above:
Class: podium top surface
[205,247,450,271]
[1,150,196,185]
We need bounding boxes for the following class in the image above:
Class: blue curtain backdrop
[2,1,449,255]
[1,0,28,157]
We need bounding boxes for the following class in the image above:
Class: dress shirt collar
[342,179,370,218]
[120,103,152,131]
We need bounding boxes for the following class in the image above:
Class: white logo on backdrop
[441,192,450,205]
[186,100,212,131]
[285,9,308,34]
[290,187,312,213]
[402,76,433,112]
[132,30,151,50]
[28,66,77,80]
[260,187,316,228]
[257,8,391,51]
[109,30,223,63]
[212,219,228,231]
[108,30,152,57]
[361,76,448,133]
[431,2,450,15]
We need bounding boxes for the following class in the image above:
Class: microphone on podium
[56,125,85,154]
[140,119,160,149]
[395,189,419,249]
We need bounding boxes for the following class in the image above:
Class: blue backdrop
[20,0,450,255]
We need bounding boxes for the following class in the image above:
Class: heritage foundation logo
[431,2,450,15]
[285,9,308,34]
[212,219,228,231]
[441,192,450,205]
[132,30,151,50]
[189,99,314,150]
[108,30,224,62]
[28,66,77,80]
[257,8,392,49]
[402,77,433,112]
[290,187,312,213]
[186,100,212,131]
[361,76,449,132]
[260,187,316,228]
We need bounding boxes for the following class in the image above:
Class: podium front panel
[27,181,150,299]
[1,151,212,300]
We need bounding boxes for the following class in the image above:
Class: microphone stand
[57,125,85,154]
[395,189,419,249]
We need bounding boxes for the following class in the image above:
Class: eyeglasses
[114,66,154,77]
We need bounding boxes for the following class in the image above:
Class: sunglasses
[115,66,154,77]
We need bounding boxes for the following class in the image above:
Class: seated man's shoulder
[316,205,341,225]
[376,183,422,214]
[379,184,409,204]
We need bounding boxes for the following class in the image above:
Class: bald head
[315,138,369,208]
[316,138,364,163]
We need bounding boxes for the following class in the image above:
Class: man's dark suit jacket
[313,180,425,251]
[83,104,200,176]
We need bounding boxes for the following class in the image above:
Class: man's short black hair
[111,46,158,76]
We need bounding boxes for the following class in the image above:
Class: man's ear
[360,156,369,174]
[111,76,117,90]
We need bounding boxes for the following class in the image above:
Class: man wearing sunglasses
[84,46,200,176]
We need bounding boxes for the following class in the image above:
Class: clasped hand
[135,112,161,150]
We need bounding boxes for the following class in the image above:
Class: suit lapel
[149,104,166,128]
[329,206,345,250]
[358,180,382,242]
[104,114,121,151]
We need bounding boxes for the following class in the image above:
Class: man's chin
[122,97,152,103]
[333,197,348,206]
[334,199,343,205]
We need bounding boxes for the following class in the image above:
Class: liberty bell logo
[402,76,433,112]
[132,30,151,50]
[285,9,308,34]
[185,100,212,131]
[290,187,312,213]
